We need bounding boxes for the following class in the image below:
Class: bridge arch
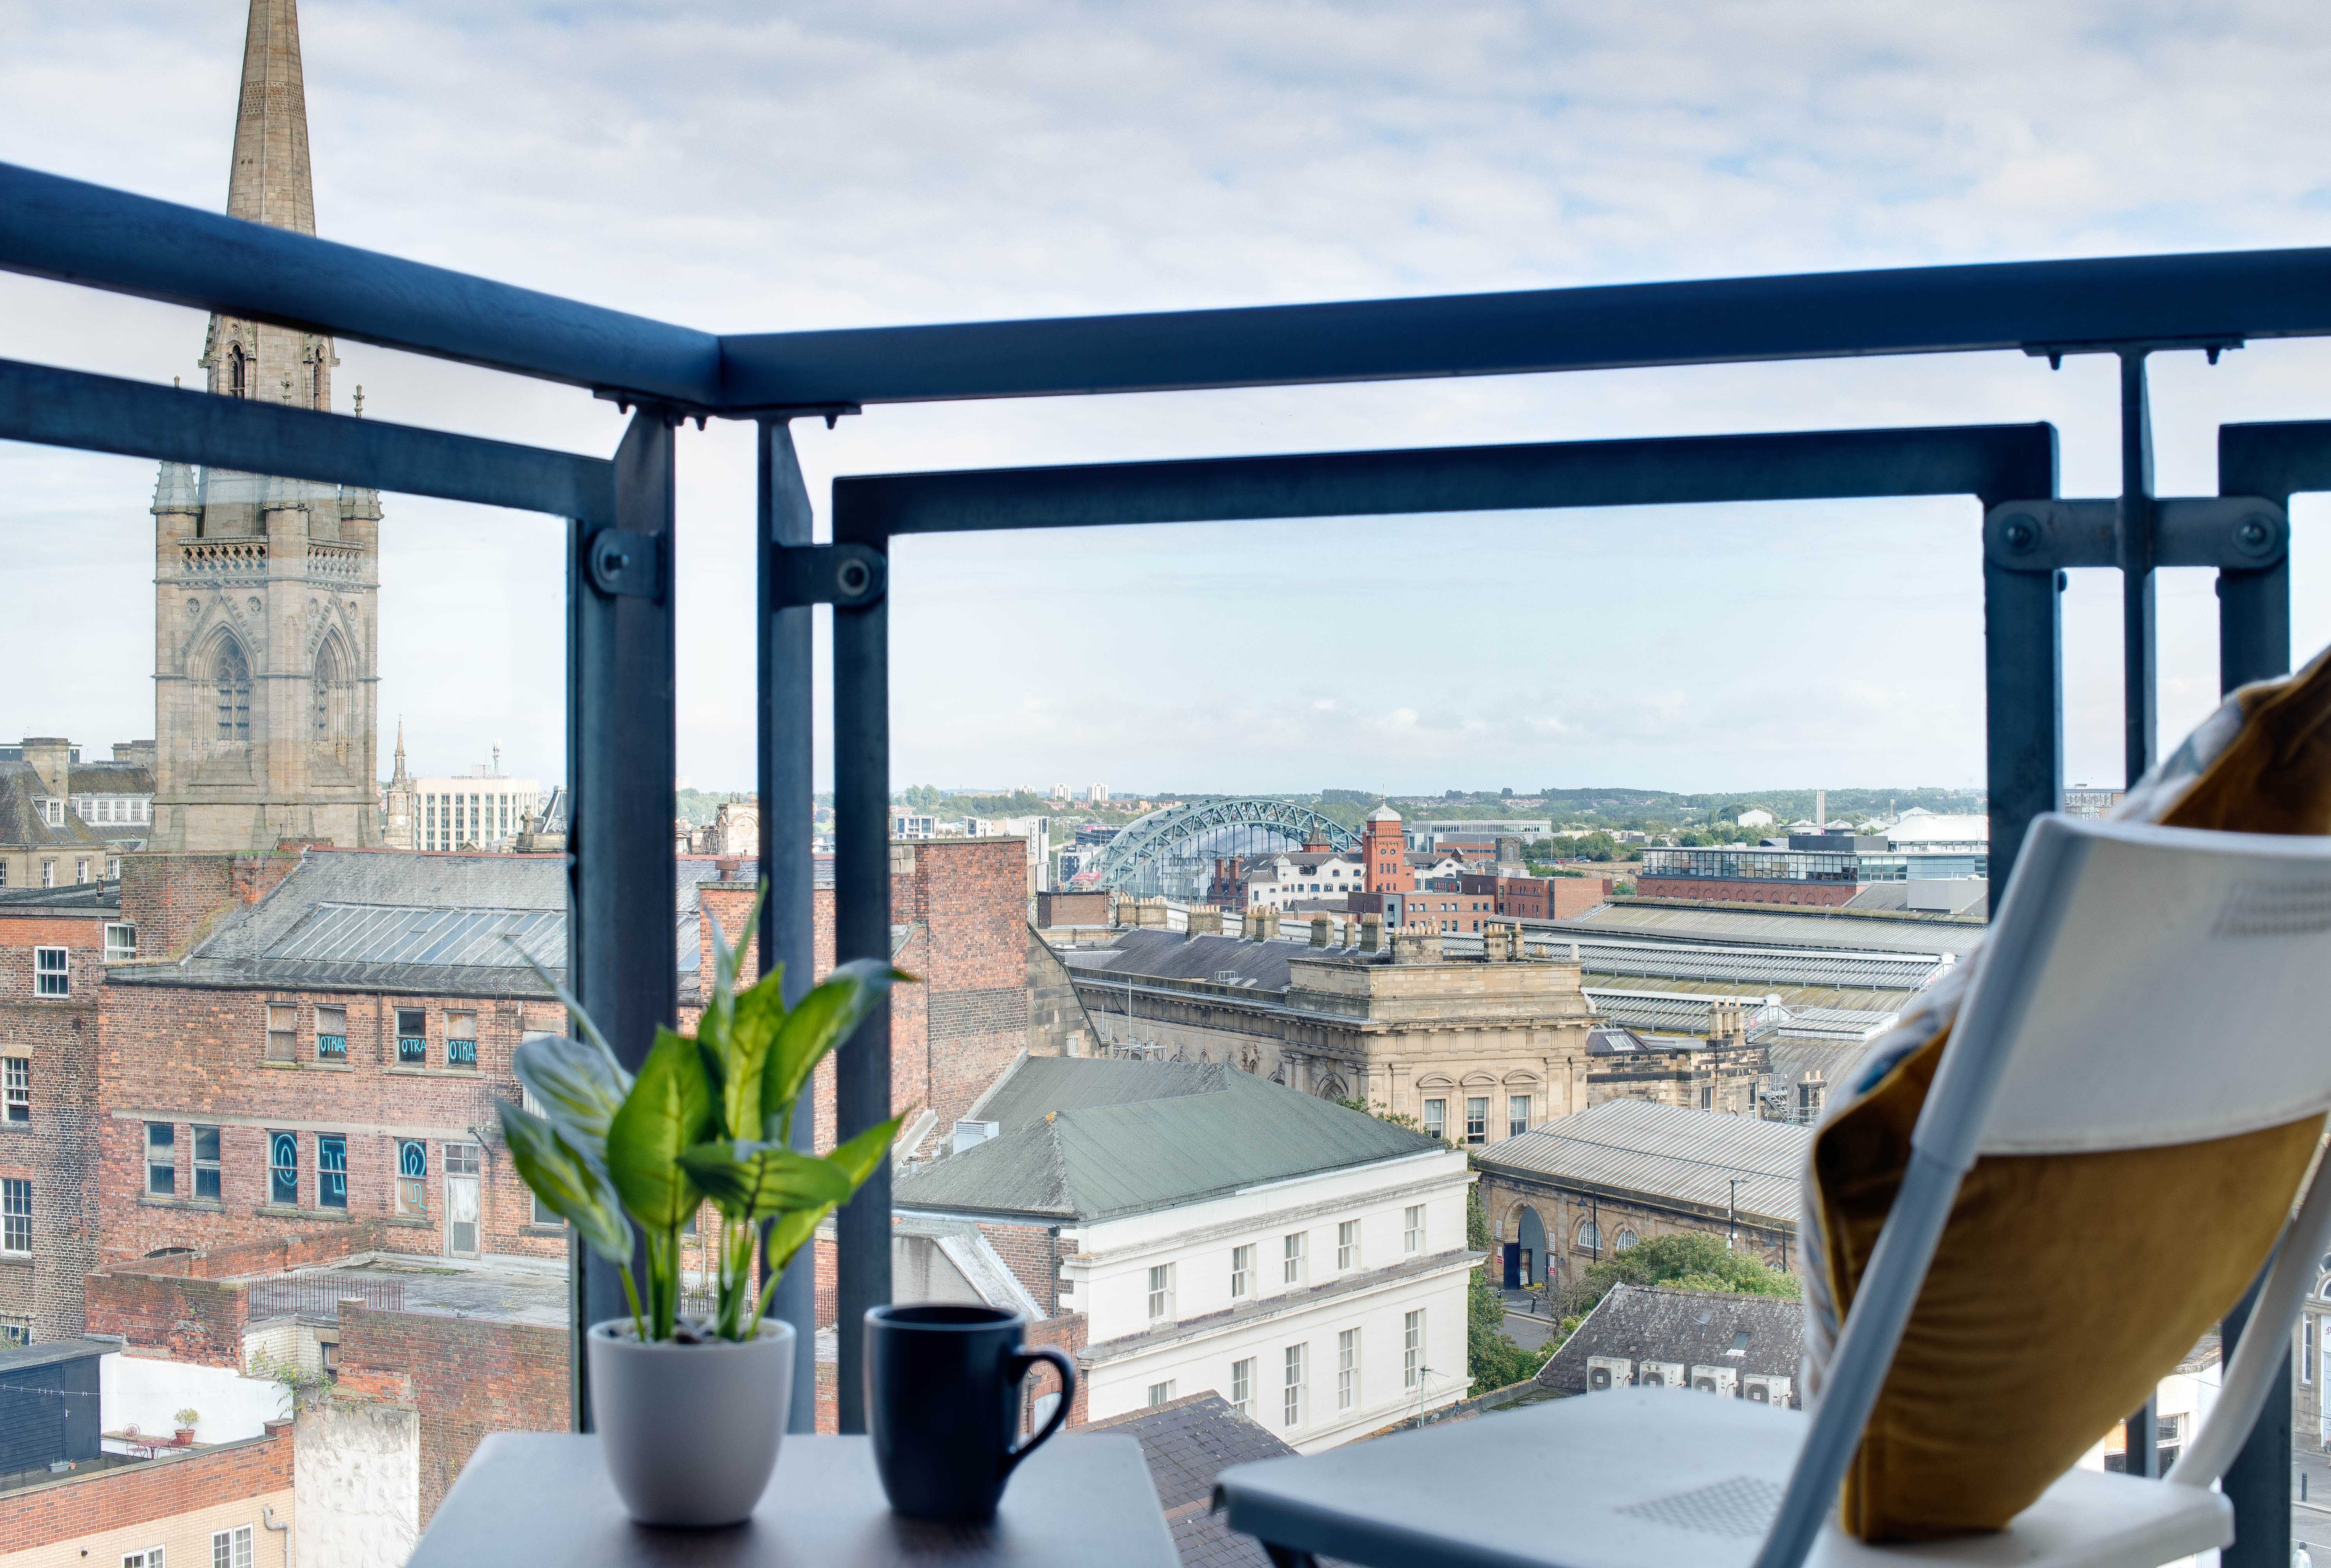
[1089,798,1362,898]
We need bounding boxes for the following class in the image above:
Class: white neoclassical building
[892,1056,1478,1451]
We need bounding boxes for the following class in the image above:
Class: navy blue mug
[865,1303,1076,1522]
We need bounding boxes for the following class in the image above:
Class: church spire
[390,718,412,790]
[226,0,316,237]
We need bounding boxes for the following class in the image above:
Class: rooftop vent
[951,1119,1000,1155]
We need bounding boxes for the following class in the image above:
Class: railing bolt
[2237,516,2272,550]
[837,559,872,596]
[2002,516,2038,552]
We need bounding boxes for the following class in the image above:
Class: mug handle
[1001,1347,1077,1476]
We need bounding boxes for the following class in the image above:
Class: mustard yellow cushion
[1807,643,2331,1542]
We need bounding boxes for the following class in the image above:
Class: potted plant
[173,1408,199,1445]
[499,889,909,1526]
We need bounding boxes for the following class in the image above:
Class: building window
[265,1003,296,1062]
[109,857,122,879]
[1337,1328,1360,1412]
[1509,1095,1530,1138]
[446,1010,478,1068]
[193,1125,221,1200]
[1282,1231,1307,1287]
[34,947,67,997]
[214,637,252,740]
[1338,1219,1360,1271]
[1282,1344,1307,1428]
[1577,1220,1601,1254]
[397,1008,427,1065]
[1230,1357,1255,1417]
[145,1122,176,1196]
[268,1132,299,1207]
[1616,1228,1639,1251]
[1147,1263,1174,1322]
[1404,1204,1424,1254]
[398,1140,428,1216]
[0,1316,28,1347]
[533,1190,563,1227]
[105,923,136,962]
[1465,1097,1488,1144]
[1422,1099,1445,1141]
[1404,1308,1424,1390]
[2,1058,26,1122]
[75,858,90,884]
[316,1005,348,1061]
[1231,1243,1254,1299]
[1146,1380,1176,1407]
[1,1178,28,1253]
[318,1135,348,1209]
[214,1526,253,1568]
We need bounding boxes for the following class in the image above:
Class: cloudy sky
[8,2,2331,796]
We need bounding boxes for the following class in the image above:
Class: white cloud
[7,0,2331,789]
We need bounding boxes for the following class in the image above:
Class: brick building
[1584,1015,1767,1117]
[0,1373,293,1568]
[1,740,156,893]
[0,885,131,1342]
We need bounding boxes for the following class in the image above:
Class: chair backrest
[1752,814,2331,1568]
[1934,816,2331,1162]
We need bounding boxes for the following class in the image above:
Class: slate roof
[1061,927,1365,992]
[1471,1098,1811,1226]
[0,883,121,915]
[1086,1393,1296,1568]
[109,849,712,996]
[0,765,112,850]
[892,1056,1443,1222]
[1535,1284,1805,1399]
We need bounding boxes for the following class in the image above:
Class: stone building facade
[1065,925,1595,1144]
[1470,1100,1808,1294]
[147,0,383,855]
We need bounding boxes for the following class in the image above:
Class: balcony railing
[4,154,2327,1562]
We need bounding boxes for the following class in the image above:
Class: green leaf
[497,1102,633,1265]
[678,1140,853,1218]
[512,1033,632,1154]
[605,1026,717,1230]
[753,1115,906,1277]
[763,961,914,1134]
[718,971,787,1140]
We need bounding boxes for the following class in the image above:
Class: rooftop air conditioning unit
[1586,1356,1632,1392]
[950,1119,1000,1155]
[1639,1360,1686,1390]
[1742,1373,1793,1406]
[1690,1365,1739,1397]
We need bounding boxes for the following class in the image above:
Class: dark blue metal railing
[4,152,2325,1564]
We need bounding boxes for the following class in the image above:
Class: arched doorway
[1517,1207,1548,1289]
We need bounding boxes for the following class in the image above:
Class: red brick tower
[1362,805,1412,894]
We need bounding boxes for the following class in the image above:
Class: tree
[1557,1231,1798,1325]
[1464,1183,1554,1391]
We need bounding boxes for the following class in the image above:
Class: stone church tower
[150,0,382,853]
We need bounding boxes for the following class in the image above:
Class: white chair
[1216,814,2331,1568]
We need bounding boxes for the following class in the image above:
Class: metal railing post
[2117,350,2159,785]
[831,496,892,1434]
[757,418,820,1433]
[2222,1268,2292,1568]
[567,406,678,1430]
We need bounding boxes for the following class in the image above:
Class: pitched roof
[1471,1098,1810,1225]
[1086,1393,1295,1568]
[893,1056,1443,1222]
[0,883,122,916]
[0,765,111,850]
[1535,1285,1804,1397]
[1061,928,1365,992]
[109,849,711,996]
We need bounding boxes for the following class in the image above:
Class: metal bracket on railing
[1983,497,2286,570]
[585,527,665,599]
[770,542,887,609]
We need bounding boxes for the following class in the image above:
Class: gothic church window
[214,640,251,741]
[314,641,340,735]
[228,344,247,397]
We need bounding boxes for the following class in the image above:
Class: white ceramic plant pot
[586,1317,795,1526]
